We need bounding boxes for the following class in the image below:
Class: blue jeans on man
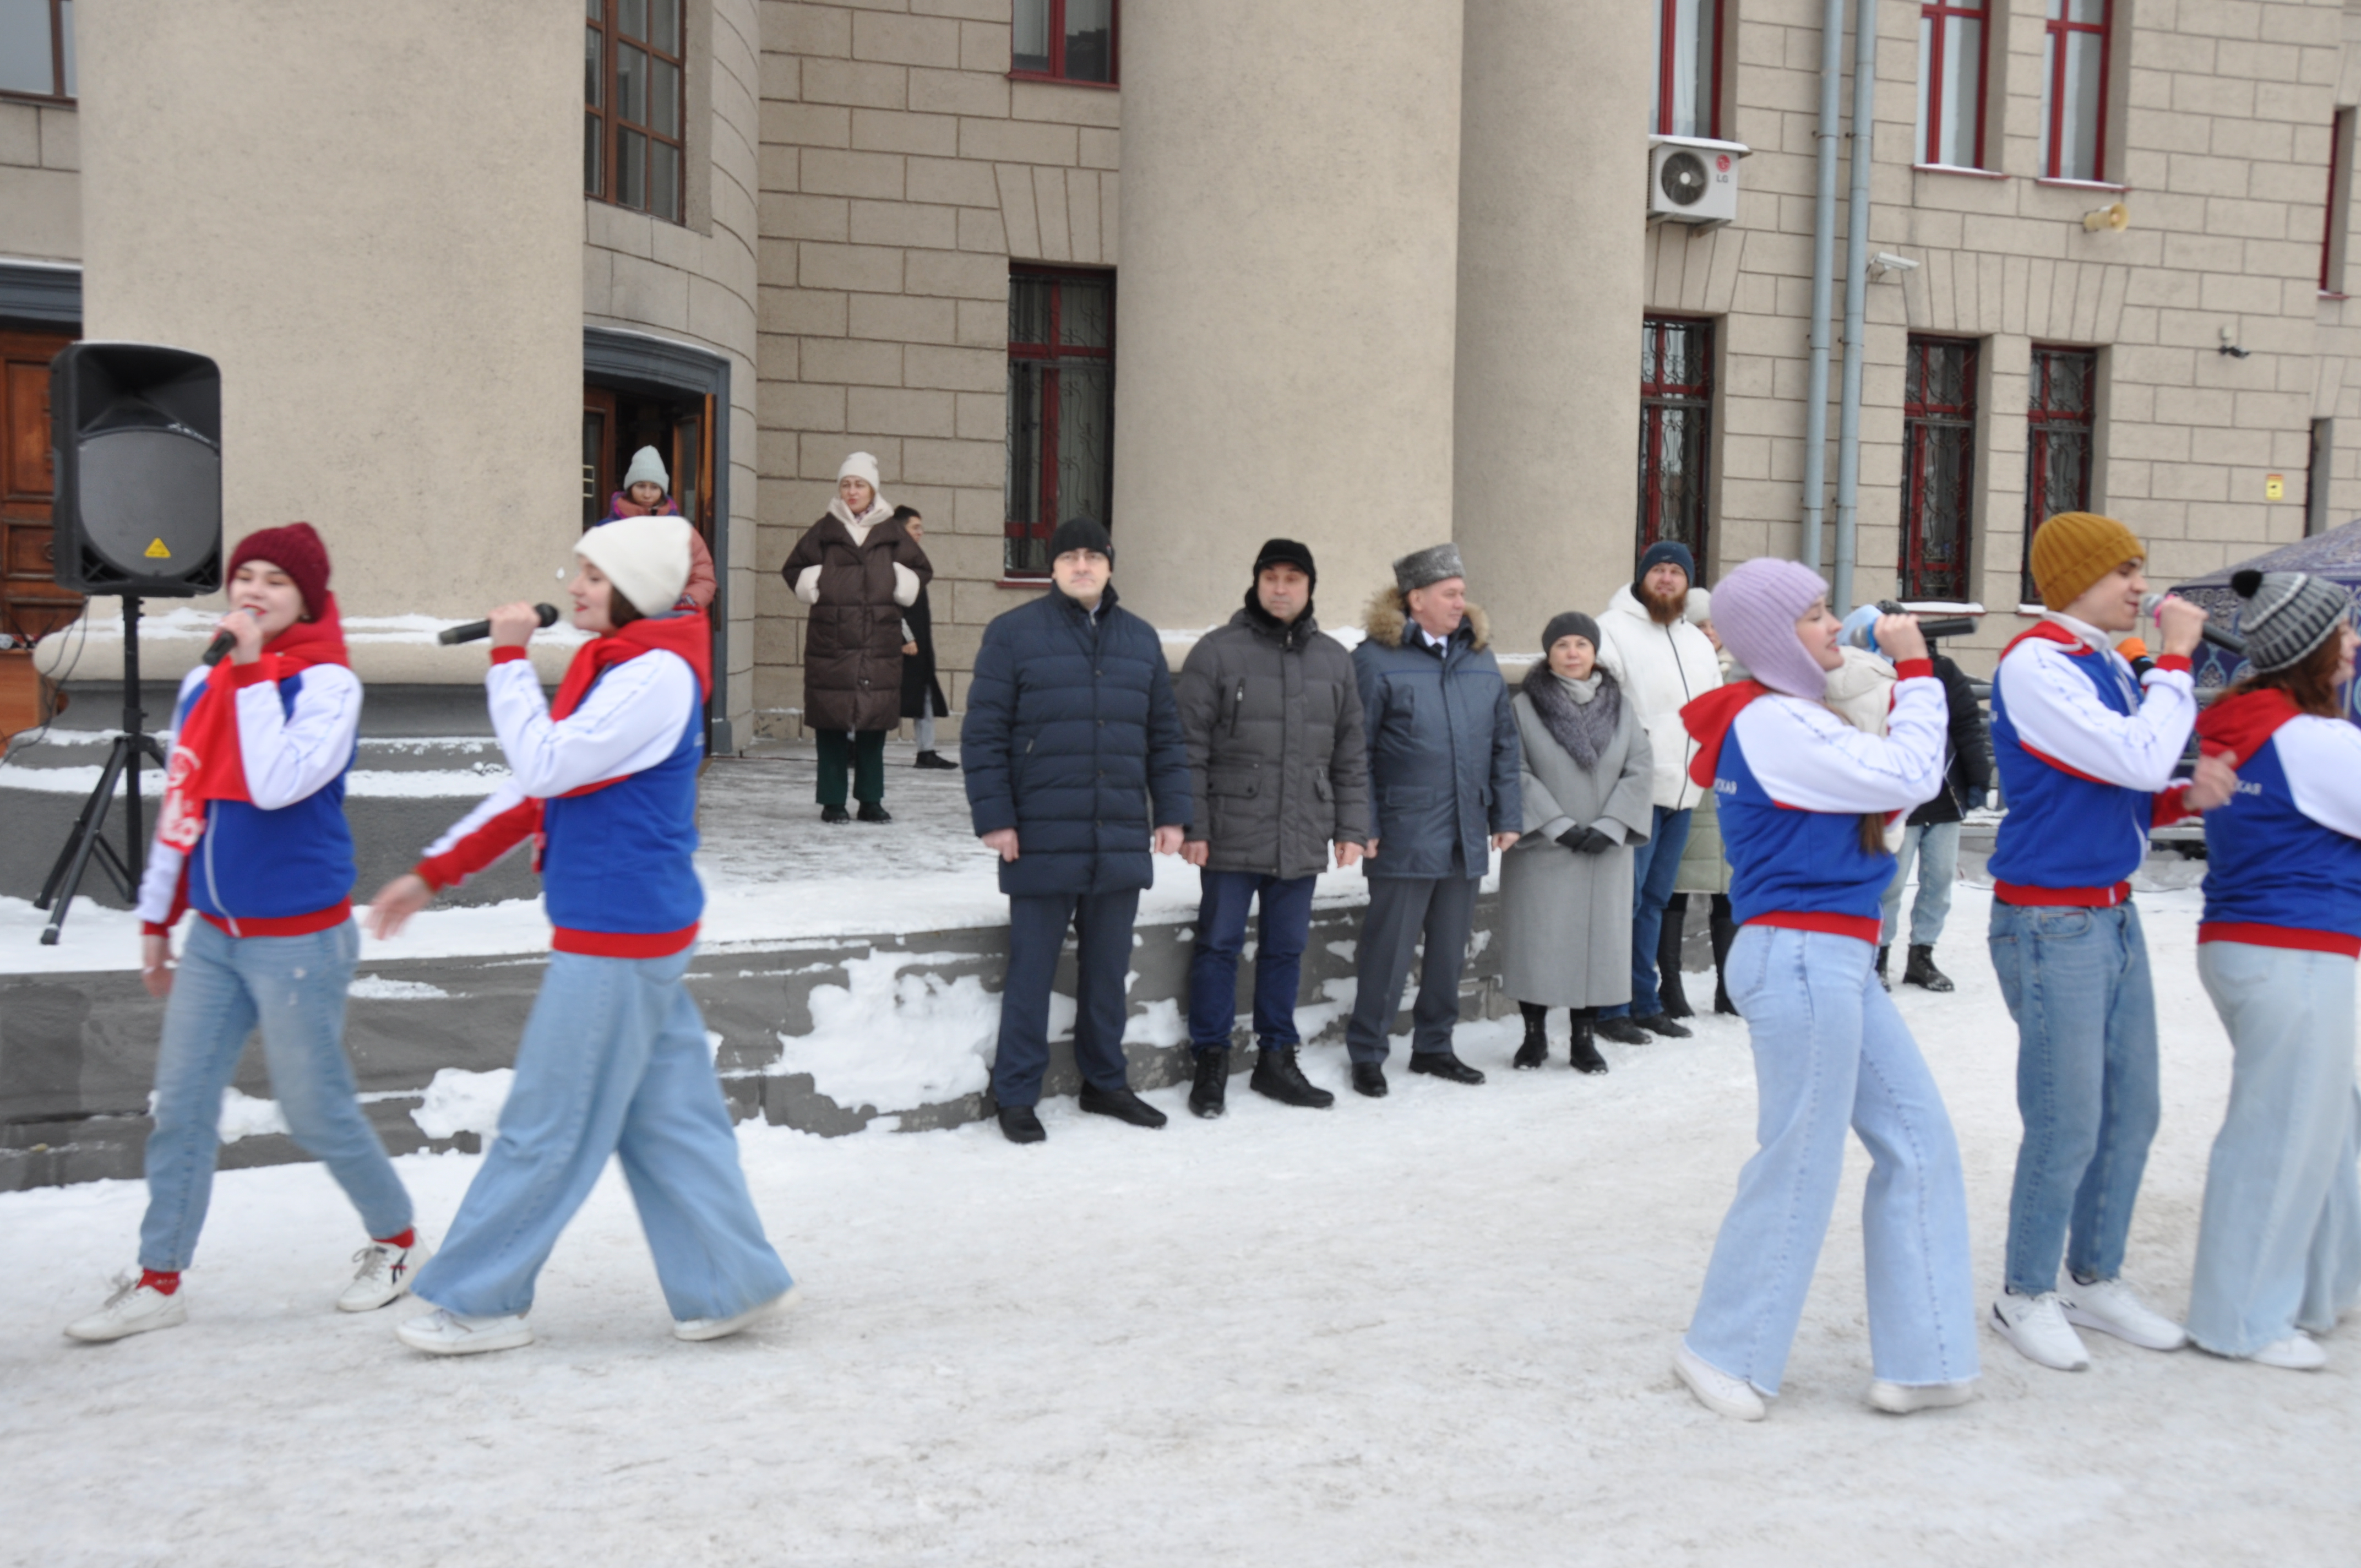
[1603,804,1693,1020]
[1988,900,2161,1297]
[1188,870,1317,1051]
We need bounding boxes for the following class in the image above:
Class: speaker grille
[73,428,224,586]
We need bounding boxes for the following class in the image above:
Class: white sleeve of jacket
[1999,639,2195,792]
[795,565,822,605]
[233,662,362,810]
[133,667,211,924]
[1732,677,1949,814]
[891,562,921,608]
[488,651,697,798]
[2273,717,2361,839]
[419,779,532,863]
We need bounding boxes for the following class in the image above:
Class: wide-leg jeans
[1879,820,1961,950]
[1684,925,1978,1395]
[2188,941,2361,1355]
[412,948,791,1322]
[1988,900,2161,1297]
[1188,870,1317,1051]
[139,917,411,1272]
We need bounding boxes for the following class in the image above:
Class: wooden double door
[1,329,81,648]
[583,384,715,550]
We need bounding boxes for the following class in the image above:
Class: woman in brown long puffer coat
[780,451,932,823]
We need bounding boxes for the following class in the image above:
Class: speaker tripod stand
[36,594,167,945]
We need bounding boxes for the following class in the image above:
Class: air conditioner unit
[1648,135,1747,228]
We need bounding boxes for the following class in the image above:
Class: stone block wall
[0,95,77,264]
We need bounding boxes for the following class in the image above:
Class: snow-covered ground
[4,885,2354,1566]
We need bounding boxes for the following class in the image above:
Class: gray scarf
[1522,662,1622,772]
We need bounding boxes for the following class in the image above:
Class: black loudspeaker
[49,341,223,597]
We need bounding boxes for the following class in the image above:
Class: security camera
[1869,252,1920,275]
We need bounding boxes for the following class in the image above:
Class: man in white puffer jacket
[1593,540,1723,1044]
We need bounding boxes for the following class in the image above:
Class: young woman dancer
[67,523,422,1342]
[2183,569,2361,1370]
[1669,557,1978,1420]
[368,515,793,1355]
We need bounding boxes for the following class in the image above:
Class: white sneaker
[1673,1340,1766,1422]
[1990,1292,2091,1371]
[2245,1333,2327,1371]
[338,1239,432,1314]
[1869,1378,1980,1414]
[2058,1276,2188,1351]
[64,1273,189,1343]
[395,1306,533,1356]
[674,1284,803,1343]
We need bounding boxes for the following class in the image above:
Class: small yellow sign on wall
[2266,474,2286,500]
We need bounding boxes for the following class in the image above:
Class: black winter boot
[1596,1014,1653,1047]
[1250,1046,1335,1108]
[1903,944,1955,993]
[1514,1003,1549,1070]
[820,803,851,824]
[857,801,893,824]
[1078,1081,1168,1128]
[1188,1047,1229,1118]
[1568,1009,1608,1075]
[1709,897,1738,1015]
[1875,945,1891,991]
[913,750,959,770]
[1657,895,1694,1018]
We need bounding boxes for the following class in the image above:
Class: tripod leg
[39,735,136,946]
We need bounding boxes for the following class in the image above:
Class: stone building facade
[6,0,2361,743]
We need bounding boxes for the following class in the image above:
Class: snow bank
[409,1067,514,1141]
[768,950,1000,1108]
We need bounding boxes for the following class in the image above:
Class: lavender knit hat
[1711,558,1834,699]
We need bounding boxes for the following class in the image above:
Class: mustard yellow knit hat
[2030,511,2145,610]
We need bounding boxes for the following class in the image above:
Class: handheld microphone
[437,603,562,646]
[2140,592,2246,657]
[1849,601,1981,650]
[200,608,259,668]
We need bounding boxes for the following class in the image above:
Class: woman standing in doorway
[780,453,932,822]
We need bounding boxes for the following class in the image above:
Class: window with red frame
[1917,1,1989,168]
[0,0,74,100]
[1901,337,1978,602]
[2023,346,2098,604]
[587,0,687,224]
[1653,0,1723,140]
[1006,268,1114,579]
[1012,0,1116,86]
[2040,0,2109,182]
[1638,317,1713,565]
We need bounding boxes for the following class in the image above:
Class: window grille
[1638,316,1713,567]
[1006,268,1114,579]
[1901,337,1978,602]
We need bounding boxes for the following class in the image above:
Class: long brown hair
[2231,626,2348,718]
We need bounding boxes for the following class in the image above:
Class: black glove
[1555,824,1588,851]
[1556,825,1614,854]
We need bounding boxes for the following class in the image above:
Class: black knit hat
[1541,611,1601,657]
[2232,568,2349,673]
[1252,537,1316,589]
[1049,514,1113,563]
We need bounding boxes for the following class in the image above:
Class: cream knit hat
[575,515,692,617]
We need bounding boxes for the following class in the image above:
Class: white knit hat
[622,445,669,493]
[837,451,882,490]
[575,515,692,617]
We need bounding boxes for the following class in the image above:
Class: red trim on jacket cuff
[1993,879,2133,908]
[490,645,530,666]
[1745,911,1883,944]
[1891,657,1935,682]
[2151,654,2193,674]
[552,923,700,959]
[2199,921,2361,956]
[228,658,278,690]
[142,920,172,938]
[196,899,355,939]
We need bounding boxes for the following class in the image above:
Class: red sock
[374,1228,416,1250]
[139,1268,181,1295]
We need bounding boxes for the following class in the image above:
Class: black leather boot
[857,801,893,824]
[1513,1003,1549,1070]
[996,1104,1046,1144]
[1904,944,1955,992]
[1657,895,1694,1018]
[1596,1014,1653,1047]
[1710,899,1738,1015]
[1568,1009,1608,1075]
[1078,1082,1168,1128]
[1188,1047,1228,1118]
[1250,1046,1335,1108]
[1875,945,1891,991]
[1351,1061,1388,1098]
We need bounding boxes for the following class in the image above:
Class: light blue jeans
[1988,900,2159,1297]
[1879,820,1961,950]
[140,918,411,1271]
[1685,926,1978,1395]
[2188,942,2361,1355]
[411,948,791,1322]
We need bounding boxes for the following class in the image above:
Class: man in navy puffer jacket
[964,516,1193,1144]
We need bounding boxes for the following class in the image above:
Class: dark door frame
[584,326,732,755]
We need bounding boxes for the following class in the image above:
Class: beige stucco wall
[1112,0,1466,635]
[0,96,79,264]
[62,0,581,687]
[585,0,765,746]
[1454,0,1656,656]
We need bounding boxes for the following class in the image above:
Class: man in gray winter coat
[1343,543,1522,1097]
[1177,538,1372,1119]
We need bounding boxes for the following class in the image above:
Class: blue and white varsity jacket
[2196,688,2361,955]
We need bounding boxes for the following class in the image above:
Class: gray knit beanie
[1541,611,1601,656]
[2232,568,2349,673]
[1711,557,1834,699]
[1393,542,1465,595]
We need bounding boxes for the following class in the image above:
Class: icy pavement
[4,886,2355,1565]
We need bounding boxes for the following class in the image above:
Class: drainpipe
[1831,0,1879,616]
[1801,0,1846,574]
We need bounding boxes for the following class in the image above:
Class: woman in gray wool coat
[1500,612,1655,1074]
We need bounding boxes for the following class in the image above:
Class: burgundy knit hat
[227,522,331,620]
